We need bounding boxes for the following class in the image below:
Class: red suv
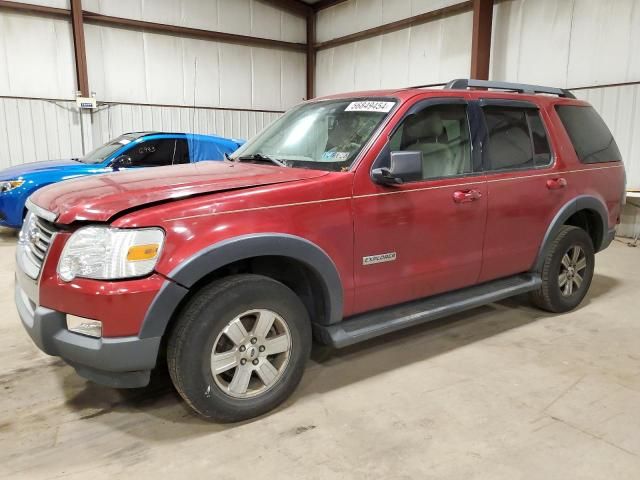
[15,79,625,421]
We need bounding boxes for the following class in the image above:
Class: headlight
[58,226,164,282]
[0,180,24,192]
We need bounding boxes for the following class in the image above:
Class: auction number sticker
[345,101,395,113]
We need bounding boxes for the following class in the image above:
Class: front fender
[139,233,344,339]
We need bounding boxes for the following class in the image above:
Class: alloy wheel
[558,245,587,297]
[210,309,292,399]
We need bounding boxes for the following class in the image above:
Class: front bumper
[15,272,161,388]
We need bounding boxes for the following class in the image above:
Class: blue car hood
[0,159,103,180]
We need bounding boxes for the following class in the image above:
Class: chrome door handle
[546,177,567,190]
[453,189,482,203]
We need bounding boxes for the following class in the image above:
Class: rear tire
[530,225,595,313]
[167,274,311,422]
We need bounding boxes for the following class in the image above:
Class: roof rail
[445,79,576,99]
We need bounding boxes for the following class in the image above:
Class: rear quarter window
[555,105,622,163]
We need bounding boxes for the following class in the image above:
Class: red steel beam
[70,0,89,97]
[306,14,316,99]
[470,0,494,80]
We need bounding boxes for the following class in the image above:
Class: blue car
[0,132,243,228]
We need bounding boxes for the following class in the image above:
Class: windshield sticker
[322,151,350,161]
[345,101,395,113]
[119,139,131,145]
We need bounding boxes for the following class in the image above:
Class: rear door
[352,98,488,313]
[477,100,573,282]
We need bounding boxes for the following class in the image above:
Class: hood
[30,161,329,224]
[0,159,102,180]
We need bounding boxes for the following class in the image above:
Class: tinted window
[389,104,472,180]
[129,139,189,167]
[556,105,622,163]
[483,107,551,170]
[173,139,190,164]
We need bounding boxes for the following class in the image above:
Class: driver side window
[389,104,472,180]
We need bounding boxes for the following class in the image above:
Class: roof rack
[445,79,576,99]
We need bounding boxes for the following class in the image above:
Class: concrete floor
[0,228,639,480]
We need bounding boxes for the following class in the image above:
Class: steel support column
[306,14,316,99]
[470,0,494,80]
[70,0,89,97]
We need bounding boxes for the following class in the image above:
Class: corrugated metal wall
[91,104,281,148]
[0,0,303,167]
[315,8,472,96]
[84,26,306,111]
[0,98,83,168]
[0,10,76,100]
[315,0,464,43]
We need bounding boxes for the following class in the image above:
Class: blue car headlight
[0,180,25,192]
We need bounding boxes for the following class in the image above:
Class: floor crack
[549,415,640,459]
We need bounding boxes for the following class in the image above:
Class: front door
[352,98,487,314]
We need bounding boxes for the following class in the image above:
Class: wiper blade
[236,153,286,167]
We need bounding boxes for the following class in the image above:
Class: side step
[314,273,541,348]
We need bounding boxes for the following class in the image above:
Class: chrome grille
[18,211,59,279]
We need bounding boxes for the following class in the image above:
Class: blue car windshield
[78,133,147,164]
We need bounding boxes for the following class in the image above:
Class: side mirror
[372,151,423,185]
[112,155,133,170]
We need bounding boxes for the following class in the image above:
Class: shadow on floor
[0,228,18,243]
[57,273,621,436]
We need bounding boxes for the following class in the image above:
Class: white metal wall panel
[490,0,640,89]
[5,0,69,8]
[0,11,76,99]
[85,24,306,110]
[490,0,573,87]
[0,98,280,168]
[315,10,472,96]
[90,104,281,148]
[81,0,306,43]
[316,0,464,42]
[0,98,83,168]
[567,0,640,88]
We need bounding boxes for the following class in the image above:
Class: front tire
[167,274,311,422]
[531,225,595,313]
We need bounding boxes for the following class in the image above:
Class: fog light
[67,315,102,338]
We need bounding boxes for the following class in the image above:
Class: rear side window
[555,105,622,163]
[483,107,552,171]
[129,139,189,167]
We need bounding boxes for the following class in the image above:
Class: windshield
[231,98,397,171]
[79,133,146,164]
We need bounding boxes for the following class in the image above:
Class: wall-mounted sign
[76,97,97,109]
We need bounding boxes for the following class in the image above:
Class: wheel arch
[139,234,344,339]
[534,195,609,272]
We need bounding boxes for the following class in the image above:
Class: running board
[314,273,541,348]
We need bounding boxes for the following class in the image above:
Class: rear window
[555,105,622,163]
